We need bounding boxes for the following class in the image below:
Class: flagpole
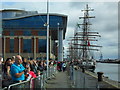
[46,0,49,78]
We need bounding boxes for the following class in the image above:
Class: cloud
[64,2,118,59]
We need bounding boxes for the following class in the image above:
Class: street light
[57,23,59,61]
[46,0,49,78]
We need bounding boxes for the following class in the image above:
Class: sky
[1,0,119,59]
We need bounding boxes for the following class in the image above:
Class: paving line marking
[85,71,98,79]
[103,80,119,89]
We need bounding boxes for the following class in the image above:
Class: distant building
[1,9,67,60]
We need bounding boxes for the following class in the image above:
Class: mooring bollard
[82,67,85,73]
[97,72,103,81]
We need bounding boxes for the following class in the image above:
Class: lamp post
[46,0,49,78]
[57,23,59,61]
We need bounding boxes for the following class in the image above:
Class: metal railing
[8,80,30,90]
[5,65,57,90]
[68,65,99,89]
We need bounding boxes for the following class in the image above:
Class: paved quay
[85,70,120,89]
[45,71,71,88]
[45,67,120,89]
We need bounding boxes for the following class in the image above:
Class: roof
[3,13,67,20]
[0,9,25,12]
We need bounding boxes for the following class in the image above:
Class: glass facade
[3,15,63,29]
[10,39,14,53]
[23,39,31,53]
[38,30,47,36]
[23,31,31,36]
[10,31,14,36]
[38,39,47,53]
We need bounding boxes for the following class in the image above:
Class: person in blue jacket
[10,55,25,83]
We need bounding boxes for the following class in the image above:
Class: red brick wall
[3,31,10,36]
[15,31,23,36]
[21,38,23,53]
[32,38,34,53]
[6,38,10,53]
[32,30,38,36]
[14,38,19,53]
[36,38,38,53]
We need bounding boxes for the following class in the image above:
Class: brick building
[1,9,67,60]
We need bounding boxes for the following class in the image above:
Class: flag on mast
[88,41,90,46]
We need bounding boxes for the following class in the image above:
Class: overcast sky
[1,0,119,59]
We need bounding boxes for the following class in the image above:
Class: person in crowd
[74,60,79,70]
[22,58,28,68]
[0,56,3,72]
[33,60,38,73]
[49,60,52,66]
[2,58,12,87]
[10,55,25,83]
[43,60,47,71]
[37,70,41,76]
[29,60,37,74]
[57,61,60,71]
[53,61,57,66]
[62,61,67,72]
[0,56,3,65]
[25,67,37,81]
[37,70,41,80]
[24,61,30,69]
[37,61,44,75]
[11,56,15,64]
[60,61,63,71]
[3,58,12,78]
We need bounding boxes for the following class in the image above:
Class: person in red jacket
[25,67,37,81]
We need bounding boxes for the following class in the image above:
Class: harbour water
[95,63,119,82]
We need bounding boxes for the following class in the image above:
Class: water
[95,63,119,82]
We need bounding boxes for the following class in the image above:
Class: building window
[23,31,31,36]
[23,39,31,53]
[38,39,47,53]
[10,39,14,53]
[10,31,14,36]
[38,31,47,36]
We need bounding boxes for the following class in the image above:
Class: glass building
[1,9,67,60]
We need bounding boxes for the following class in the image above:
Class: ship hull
[80,65,95,72]
[80,61,96,72]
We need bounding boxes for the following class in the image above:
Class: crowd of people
[0,55,67,88]
[57,61,67,72]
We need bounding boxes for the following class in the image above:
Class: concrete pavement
[45,71,71,88]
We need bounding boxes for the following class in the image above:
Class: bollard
[82,67,85,73]
[97,72,103,81]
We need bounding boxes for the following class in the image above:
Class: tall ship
[68,4,102,72]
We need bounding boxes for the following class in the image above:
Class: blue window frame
[23,39,31,53]
[10,39,14,53]
[23,31,31,36]
[38,39,47,53]
[38,30,47,36]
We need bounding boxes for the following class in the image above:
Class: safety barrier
[2,87,7,90]
[8,80,30,90]
[6,66,57,90]
[68,66,99,89]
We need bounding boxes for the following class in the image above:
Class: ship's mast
[67,4,102,62]
[80,4,95,60]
